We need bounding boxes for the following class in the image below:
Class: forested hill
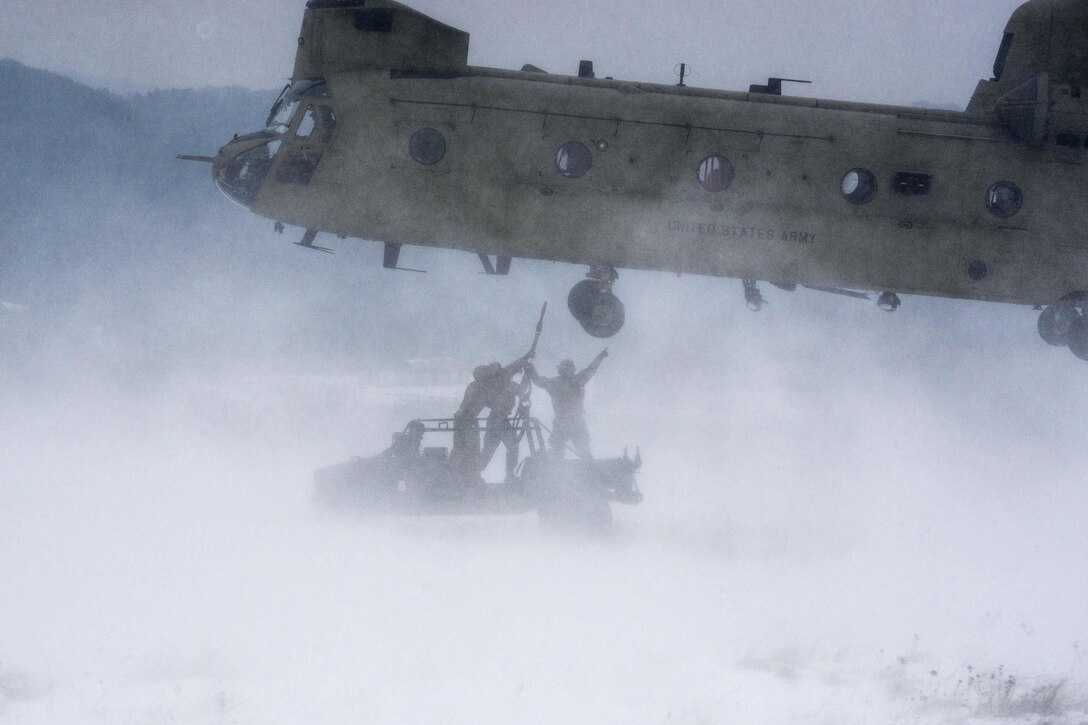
[0,59,272,299]
[0,60,557,384]
[0,59,270,214]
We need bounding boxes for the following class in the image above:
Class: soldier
[478,366,532,481]
[530,348,608,460]
[450,355,530,473]
[449,364,491,472]
[388,419,426,459]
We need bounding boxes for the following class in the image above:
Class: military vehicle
[195,0,1088,358]
[314,415,643,530]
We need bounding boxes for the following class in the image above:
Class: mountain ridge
[0,60,558,382]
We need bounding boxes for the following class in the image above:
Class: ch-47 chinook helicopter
[195,0,1088,358]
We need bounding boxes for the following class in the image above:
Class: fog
[5,251,1087,723]
[3,1,1088,723]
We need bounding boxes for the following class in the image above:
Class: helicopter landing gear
[1038,299,1080,346]
[878,292,902,312]
[568,265,625,338]
[1068,316,1088,361]
[1038,294,1088,359]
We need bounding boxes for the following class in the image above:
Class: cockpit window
[296,106,317,139]
[295,105,337,143]
[215,138,282,207]
[266,79,330,133]
[267,95,299,134]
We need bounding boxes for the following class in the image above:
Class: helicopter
[192,0,1088,358]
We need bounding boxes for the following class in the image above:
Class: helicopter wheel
[1067,316,1088,361]
[1038,302,1081,347]
[568,279,625,338]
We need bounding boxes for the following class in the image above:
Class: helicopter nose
[212,133,282,208]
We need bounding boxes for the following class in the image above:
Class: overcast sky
[2,0,1024,107]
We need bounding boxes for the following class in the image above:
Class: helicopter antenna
[674,63,692,87]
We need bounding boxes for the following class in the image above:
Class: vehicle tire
[1038,303,1080,346]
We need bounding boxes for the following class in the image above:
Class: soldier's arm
[579,348,609,382]
[534,374,558,394]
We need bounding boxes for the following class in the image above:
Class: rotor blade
[176,154,216,163]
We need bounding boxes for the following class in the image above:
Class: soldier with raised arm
[451,304,545,478]
[451,355,530,474]
[529,348,608,460]
[478,366,532,481]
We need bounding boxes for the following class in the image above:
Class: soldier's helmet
[487,362,503,377]
[473,365,491,382]
[558,359,576,376]
[406,420,425,436]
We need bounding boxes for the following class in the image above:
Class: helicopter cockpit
[213,79,336,208]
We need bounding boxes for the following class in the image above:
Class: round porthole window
[986,181,1022,218]
[555,141,592,178]
[409,128,446,165]
[698,155,735,192]
[841,168,877,205]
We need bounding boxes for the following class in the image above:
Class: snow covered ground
[4,302,1088,725]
